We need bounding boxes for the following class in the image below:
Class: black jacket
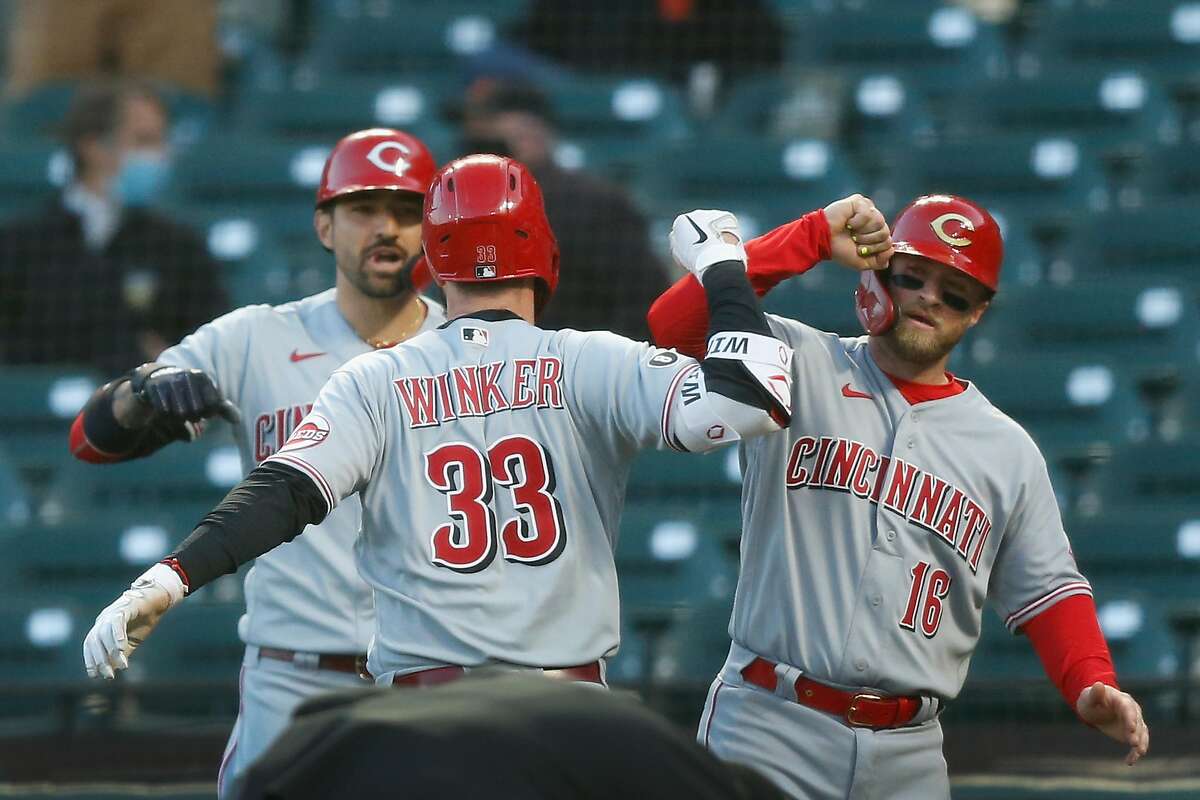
[0,196,228,372]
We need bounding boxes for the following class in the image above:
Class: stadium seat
[0,141,67,218]
[966,278,1199,370]
[167,138,329,213]
[0,367,99,490]
[0,514,194,604]
[761,265,862,337]
[234,79,457,153]
[169,208,297,308]
[785,4,1008,92]
[0,595,90,733]
[304,2,527,79]
[651,596,734,684]
[642,136,864,229]
[1022,0,1200,86]
[626,446,744,501]
[1050,201,1200,282]
[40,428,241,523]
[0,444,33,527]
[616,502,739,614]
[1091,437,1200,508]
[1067,505,1200,575]
[965,354,1145,458]
[901,134,1109,235]
[944,70,1182,158]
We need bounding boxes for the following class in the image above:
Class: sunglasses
[888,272,975,313]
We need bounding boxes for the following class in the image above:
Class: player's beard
[340,244,414,299]
[882,310,964,366]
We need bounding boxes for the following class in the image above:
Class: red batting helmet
[855,194,1003,335]
[315,128,437,207]
[423,154,559,300]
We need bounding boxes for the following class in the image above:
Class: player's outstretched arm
[1076,682,1150,766]
[660,210,792,453]
[70,362,240,463]
[81,461,328,679]
[647,195,892,357]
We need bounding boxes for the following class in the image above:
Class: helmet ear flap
[855,269,895,336]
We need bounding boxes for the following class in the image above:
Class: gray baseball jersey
[265,313,706,680]
[727,316,1089,701]
[160,288,446,654]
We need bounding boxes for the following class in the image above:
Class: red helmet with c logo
[855,194,1003,335]
[315,128,437,207]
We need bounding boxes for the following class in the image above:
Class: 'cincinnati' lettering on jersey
[395,357,564,429]
[785,435,993,573]
[254,403,314,463]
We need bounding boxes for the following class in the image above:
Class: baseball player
[80,156,794,737]
[69,128,446,796]
[647,194,1149,798]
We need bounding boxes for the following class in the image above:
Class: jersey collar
[439,309,523,329]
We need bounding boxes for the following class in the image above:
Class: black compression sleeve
[171,462,330,591]
[702,261,773,338]
[80,376,191,460]
[699,262,782,413]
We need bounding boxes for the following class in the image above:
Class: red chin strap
[854,269,895,336]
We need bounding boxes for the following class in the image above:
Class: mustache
[362,239,407,259]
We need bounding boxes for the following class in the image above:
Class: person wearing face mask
[0,79,227,371]
[456,79,669,340]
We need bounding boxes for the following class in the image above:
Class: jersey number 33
[424,435,567,574]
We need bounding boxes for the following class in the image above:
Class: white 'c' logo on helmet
[365,141,412,175]
[930,213,974,247]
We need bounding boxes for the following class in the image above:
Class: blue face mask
[114,149,170,207]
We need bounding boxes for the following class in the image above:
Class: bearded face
[877,254,991,368]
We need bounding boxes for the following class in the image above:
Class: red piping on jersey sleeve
[1021,594,1119,713]
[69,413,126,464]
[647,209,832,358]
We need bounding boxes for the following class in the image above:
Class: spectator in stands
[3,0,219,99]
[456,79,668,340]
[0,80,228,372]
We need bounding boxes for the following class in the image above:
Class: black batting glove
[129,364,241,425]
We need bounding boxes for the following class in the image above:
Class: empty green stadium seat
[651,597,734,684]
[305,3,526,78]
[945,71,1181,156]
[902,134,1108,233]
[0,444,33,527]
[0,141,67,217]
[786,5,1008,92]
[761,266,861,337]
[617,502,738,613]
[0,367,99,490]
[1067,505,1200,574]
[0,596,86,683]
[167,139,329,211]
[967,278,1199,372]
[1053,201,1200,281]
[1093,437,1200,507]
[0,514,197,603]
[40,430,240,523]
[126,602,245,683]
[1022,0,1200,87]
[965,354,1144,457]
[234,80,456,152]
[627,446,744,500]
[642,137,863,228]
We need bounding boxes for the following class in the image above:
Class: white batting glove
[669,209,748,283]
[83,562,187,679]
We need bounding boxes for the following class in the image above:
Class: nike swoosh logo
[841,383,873,400]
[686,215,708,244]
[290,350,326,363]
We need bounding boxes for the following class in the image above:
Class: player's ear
[314,207,334,252]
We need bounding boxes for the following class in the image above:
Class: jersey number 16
[424,435,567,573]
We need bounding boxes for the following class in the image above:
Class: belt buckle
[846,692,884,728]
